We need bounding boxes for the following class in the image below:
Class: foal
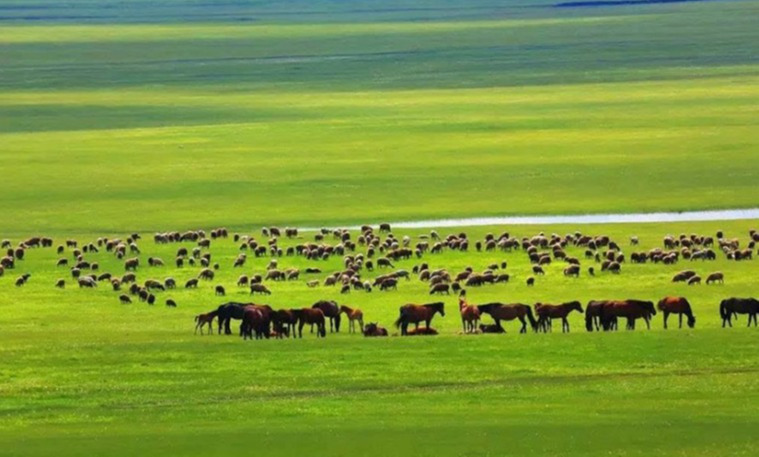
[339,305,365,333]
[194,312,217,335]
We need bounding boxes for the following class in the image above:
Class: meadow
[2,220,759,456]
[1,0,759,455]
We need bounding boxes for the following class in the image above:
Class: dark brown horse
[394,302,445,336]
[312,300,341,332]
[657,296,696,329]
[477,303,537,333]
[241,307,269,340]
[293,308,327,337]
[720,297,759,327]
[585,300,610,332]
[600,299,656,330]
[363,322,388,337]
[271,309,299,339]
[534,301,583,333]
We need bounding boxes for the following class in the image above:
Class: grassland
[2,220,759,456]
[1,0,759,455]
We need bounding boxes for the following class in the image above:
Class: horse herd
[193,294,759,340]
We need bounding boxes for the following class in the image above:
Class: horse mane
[424,302,445,309]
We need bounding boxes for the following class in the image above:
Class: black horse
[216,302,248,335]
[720,297,759,327]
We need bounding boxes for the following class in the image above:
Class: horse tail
[719,299,729,321]
[525,306,538,331]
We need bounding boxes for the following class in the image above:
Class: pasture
[1,0,759,455]
[2,220,759,456]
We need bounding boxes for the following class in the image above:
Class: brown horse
[293,308,327,337]
[271,309,299,339]
[458,295,480,333]
[194,311,217,335]
[363,322,388,337]
[312,300,341,333]
[534,301,584,333]
[657,296,696,329]
[394,302,445,336]
[600,299,656,330]
[720,297,759,327]
[339,305,364,333]
[477,303,537,333]
[240,307,269,340]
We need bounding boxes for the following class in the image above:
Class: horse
[585,300,609,332]
[339,305,364,333]
[363,322,388,337]
[394,302,445,336]
[292,308,327,338]
[476,303,537,333]
[271,309,299,338]
[534,301,584,333]
[215,302,248,335]
[720,297,759,327]
[240,307,269,340]
[312,300,341,333]
[194,311,217,335]
[657,296,696,329]
[600,299,656,330]
[458,295,480,333]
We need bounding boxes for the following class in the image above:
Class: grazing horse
[600,299,656,330]
[477,303,537,333]
[312,300,341,333]
[215,302,248,335]
[194,311,217,335]
[720,297,759,327]
[271,309,298,339]
[339,305,364,333]
[394,302,445,336]
[240,307,269,340]
[363,322,388,337]
[458,295,480,333]
[293,308,327,338]
[657,296,696,329]
[534,301,584,333]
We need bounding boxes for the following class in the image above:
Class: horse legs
[563,317,569,333]
[298,321,305,338]
[678,313,683,329]
[663,312,668,330]
[645,316,650,330]
[358,317,364,334]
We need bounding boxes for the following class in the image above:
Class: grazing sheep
[249,283,271,295]
[185,278,199,289]
[119,294,132,304]
[532,265,545,275]
[55,279,65,288]
[215,285,226,296]
[526,277,535,287]
[78,277,97,288]
[307,280,319,288]
[705,272,724,284]
[165,299,177,307]
[687,275,701,285]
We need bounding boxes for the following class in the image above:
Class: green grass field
[1,0,759,455]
